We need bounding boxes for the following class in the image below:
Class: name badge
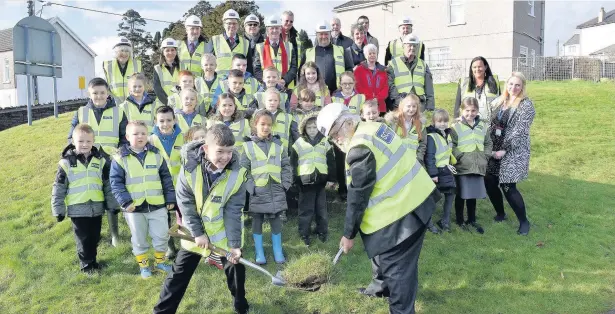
[174,146,182,149]
[143,110,151,114]
[146,165,157,169]
[277,120,286,124]
[211,195,222,203]
[103,116,113,120]
[495,129,502,137]
[91,163,100,169]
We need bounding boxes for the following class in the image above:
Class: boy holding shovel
[153,124,249,314]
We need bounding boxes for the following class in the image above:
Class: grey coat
[51,145,119,218]
[386,56,435,111]
[176,141,246,249]
[240,135,292,214]
[489,97,535,183]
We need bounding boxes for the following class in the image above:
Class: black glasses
[247,23,258,27]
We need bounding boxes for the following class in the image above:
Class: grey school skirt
[457,174,487,200]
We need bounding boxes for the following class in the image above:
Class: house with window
[562,34,580,57]
[575,7,615,57]
[333,0,545,82]
[0,17,95,108]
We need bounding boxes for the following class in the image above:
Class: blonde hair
[360,99,378,113]
[184,125,207,142]
[264,87,281,102]
[128,73,147,86]
[397,94,422,140]
[263,66,280,77]
[298,89,316,103]
[432,109,450,123]
[126,120,148,132]
[180,88,198,98]
[498,72,527,108]
[72,123,95,137]
[201,53,217,66]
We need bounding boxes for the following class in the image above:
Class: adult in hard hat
[356,15,379,49]
[316,103,437,314]
[281,11,301,87]
[178,15,207,76]
[153,38,180,106]
[386,34,434,112]
[103,37,142,104]
[244,13,264,49]
[384,17,425,66]
[252,16,297,88]
[330,17,353,49]
[346,23,367,67]
[205,9,253,78]
[300,21,353,94]
[454,56,500,121]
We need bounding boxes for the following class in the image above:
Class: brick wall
[0,100,86,131]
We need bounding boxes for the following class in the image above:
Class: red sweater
[354,61,389,112]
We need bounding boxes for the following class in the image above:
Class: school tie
[229,36,236,47]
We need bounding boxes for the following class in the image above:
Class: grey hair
[329,112,361,139]
[349,23,365,36]
[282,11,294,17]
[363,44,378,57]
[113,45,132,58]
[331,17,341,24]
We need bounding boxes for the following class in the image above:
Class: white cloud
[266,0,345,38]
[89,36,119,77]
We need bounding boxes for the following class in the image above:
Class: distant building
[0,17,95,108]
[562,34,580,57]
[575,7,615,56]
[332,0,545,82]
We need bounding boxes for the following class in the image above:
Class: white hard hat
[265,16,282,27]
[402,34,420,44]
[184,15,203,27]
[113,36,132,49]
[316,103,348,136]
[399,16,413,26]
[244,14,260,25]
[315,21,331,33]
[161,38,178,49]
[223,9,240,21]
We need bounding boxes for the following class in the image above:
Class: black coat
[425,126,456,191]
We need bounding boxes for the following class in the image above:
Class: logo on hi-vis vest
[91,163,100,169]
[103,116,113,120]
[143,110,151,114]
[277,120,286,124]
[211,196,222,203]
[146,165,157,169]
[376,124,395,144]
[174,146,182,150]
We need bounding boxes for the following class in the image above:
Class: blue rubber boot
[253,234,266,265]
[271,233,286,264]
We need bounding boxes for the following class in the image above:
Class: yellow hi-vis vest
[292,87,329,107]
[103,58,142,103]
[389,57,425,96]
[233,94,256,111]
[255,41,293,75]
[120,101,159,133]
[255,91,288,109]
[388,39,423,61]
[292,137,330,176]
[212,34,249,78]
[195,76,220,114]
[178,40,206,76]
[287,40,302,89]
[221,77,259,95]
[149,133,184,184]
[453,121,487,153]
[175,110,204,133]
[114,151,165,206]
[168,90,207,115]
[207,119,250,154]
[78,106,120,155]
[345,122,435,234]
[154,64,179,97]
[305,44,345,89]
[59,157,105,206]
[272,111,292,150]
[428,133,455,167]
[392,123,424,152]
[242,141,282,187]
[180,164,246,256]
[331,94,366,115]
[459,75,500,120]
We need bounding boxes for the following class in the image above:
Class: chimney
[598,7,605,23]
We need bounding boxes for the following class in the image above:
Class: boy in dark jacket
[110,121,176,279]
[425,109,457,232]
[290,112,336,245]
[52,124,119,273]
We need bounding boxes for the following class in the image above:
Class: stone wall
[0,100,86,131]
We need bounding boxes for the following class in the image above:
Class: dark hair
[88,77,109,89]
[250,109,274,134]
[357,15,369,22]
[232,54,247,62]
[467,56,497,94]
[228,69,244,79]
[214,93,239,121]
[206,124,235,147]
[158,47,180,67]
[155,105,176,119]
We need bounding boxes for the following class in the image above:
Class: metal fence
[426,56,615,83]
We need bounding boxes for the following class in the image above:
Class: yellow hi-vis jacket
[428,133,456,167]
[211,34,249,78]
[59,157,105,206]
[103,58,142,103]
[392,123,424,152]
[388,39,423,60]
[113,151,165,206]
[292,137,330,176]
[207,119,250,154]
[195,76,220,114]
[242,141,282,187]
[345,122,435,234]
[452,121,487,152]
[180,164,246,256]
[178,40,206,76]
[389,56,426,96]
[255,91,288,109]
[272,111,292,150]
[255,41,294,76]
[154,64,179,96]
[331,94,366,115]
[120,100,160,133]
[174,110,205,134]
[78,106,121,155]
[305,44,345,89]
[233,94,256,111]
[220,76,260,95]
[292,87,329,107]
[149,132,184,184]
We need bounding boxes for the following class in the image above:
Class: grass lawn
[0,81,614,313]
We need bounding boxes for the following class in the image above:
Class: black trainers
[494,214,508,222]
[428,224,440,234]
[468,221,485,234]
[436,220,450,232]
[301,236,311,246]
[317,233,328,243]
[518,221,530,236]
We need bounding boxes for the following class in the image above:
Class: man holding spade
[317,103,439,314]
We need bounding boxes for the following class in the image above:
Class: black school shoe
[467,221,485,234]
[428,224,440,234]
[436,220,451,232]
[317,233,328,243]
[301,236,311,246]
[494,214,508,222]
[518,221,530,236]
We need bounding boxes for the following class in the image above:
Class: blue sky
[1,0,613,76]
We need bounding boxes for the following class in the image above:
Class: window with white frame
[568,46,577,54]
[519,46,528,66]
[427,47,451,69]
[528,0,535,17]
[3,59,9,83]
[449,0,465,25]
[531,49,536,67]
